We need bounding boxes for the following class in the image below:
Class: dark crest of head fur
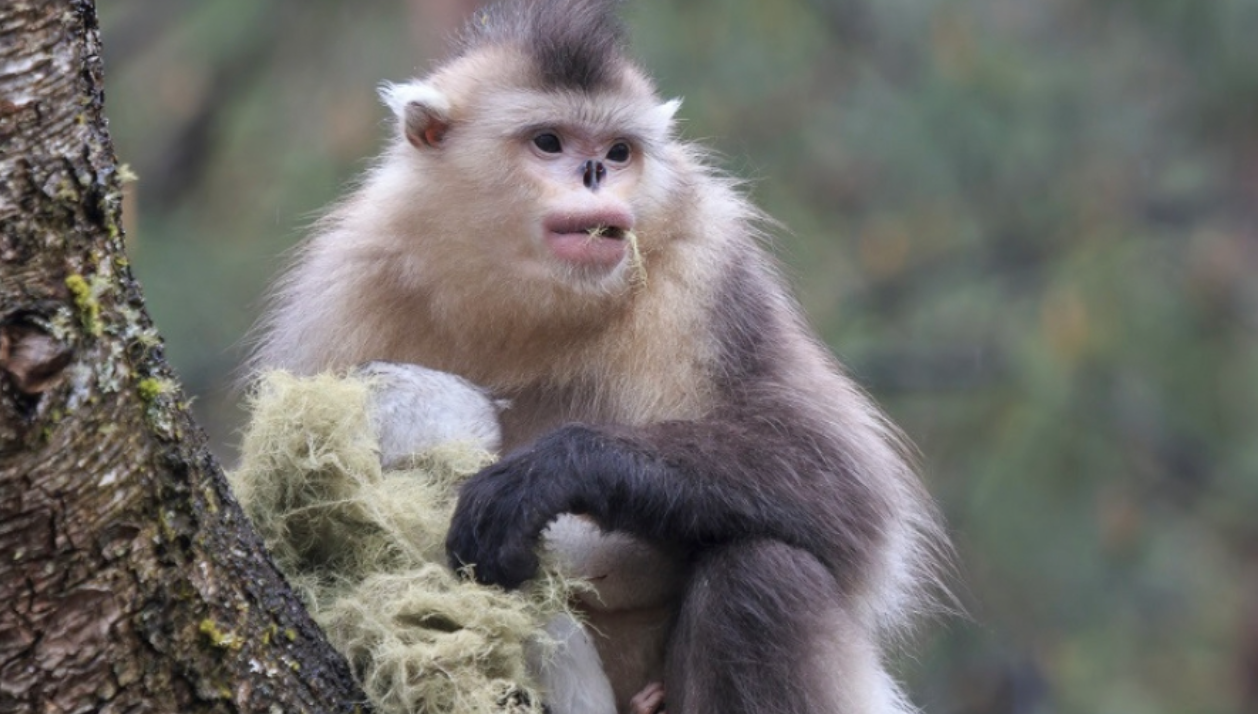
[459,0,629,90]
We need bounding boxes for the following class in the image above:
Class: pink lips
[543,209,634,269]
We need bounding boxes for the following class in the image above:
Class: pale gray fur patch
[525,614,618,714]
[355,361,506,467]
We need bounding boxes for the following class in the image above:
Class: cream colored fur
[251,41,945,714]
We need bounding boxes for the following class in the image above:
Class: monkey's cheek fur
[545,231,628,270]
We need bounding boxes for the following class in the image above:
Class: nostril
[582,160,606,191]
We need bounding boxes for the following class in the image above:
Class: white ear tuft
[378,80,451,121]
[646,97,684,137]
[659,98,683,122]
[378,80,453,149]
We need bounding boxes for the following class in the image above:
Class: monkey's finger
[628,681,666,714]
[472,542,538,589]
[445,509,540,589]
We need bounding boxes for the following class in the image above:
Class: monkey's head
[375,0,684,303]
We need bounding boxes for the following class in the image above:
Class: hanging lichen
[229,371,584,714]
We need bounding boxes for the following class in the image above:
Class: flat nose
[582,159,607,191]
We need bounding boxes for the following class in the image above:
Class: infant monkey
[252,1,951,712]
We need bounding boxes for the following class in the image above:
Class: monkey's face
[500,92,654,286]
[456,85,679,294]
[521,123,638,274]
[381,64,682,299]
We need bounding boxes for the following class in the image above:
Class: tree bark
[0,3,369,712]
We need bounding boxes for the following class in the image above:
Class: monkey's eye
[533,132,563,154]
[606,142,631,163]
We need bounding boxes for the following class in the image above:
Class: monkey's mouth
[543,210,635,269]
[583,225,628,240]
[546,214,631,240]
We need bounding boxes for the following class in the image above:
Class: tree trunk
[0,3,368,711]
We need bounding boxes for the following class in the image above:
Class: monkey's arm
[446,406,883,590]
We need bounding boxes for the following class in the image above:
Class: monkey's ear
[658,98,683,121]
[378,80,452,149]
[652,98,684,134]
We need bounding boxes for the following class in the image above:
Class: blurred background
[98,1,1258,712]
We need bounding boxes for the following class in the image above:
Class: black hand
[445,427,598,588]
[445,459,543,588]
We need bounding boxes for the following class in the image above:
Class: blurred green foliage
[99,1,1258,712]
